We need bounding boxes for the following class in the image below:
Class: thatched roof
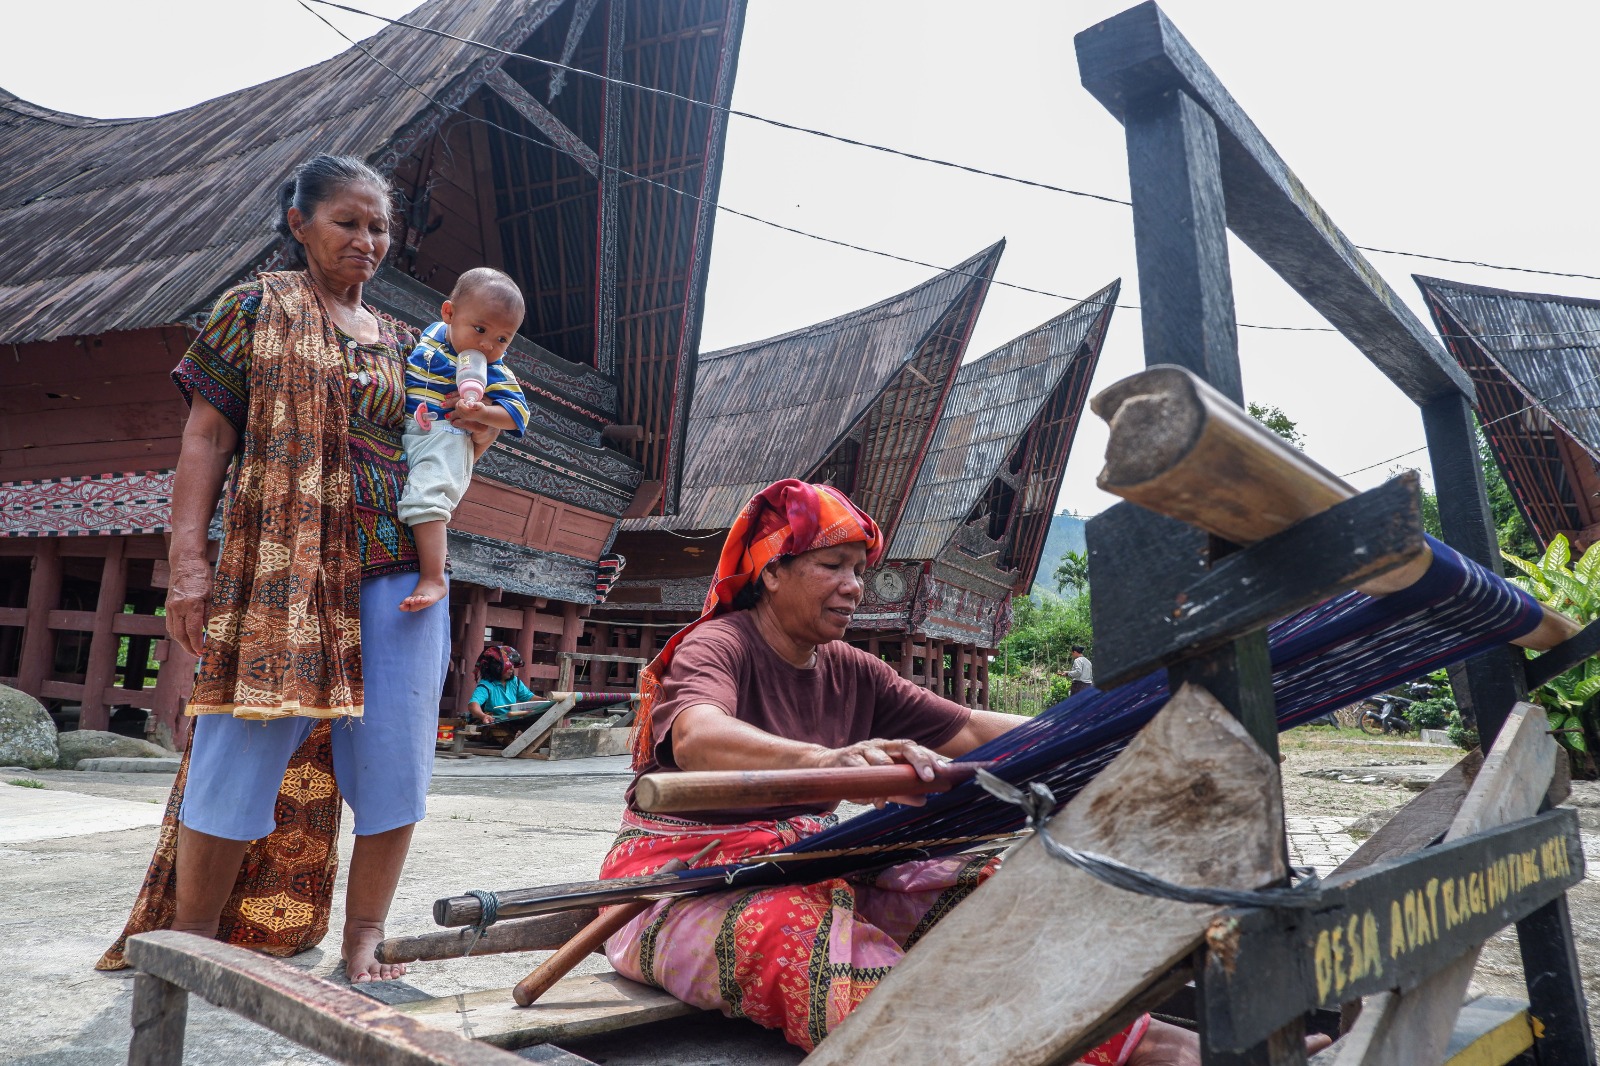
[1417,274,1600,547]
[626,242,1004,532]
[888,280,1119,564]
[0,0,558,344]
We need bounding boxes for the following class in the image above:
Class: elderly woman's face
[761,542,868,645]
[288,181,392,287]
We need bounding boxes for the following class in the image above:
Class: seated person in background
[467,644,538,725]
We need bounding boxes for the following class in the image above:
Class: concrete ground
[2,731,1598,1063]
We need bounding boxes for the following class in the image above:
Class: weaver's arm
[935,709,1025,759]
[672,704,948,781]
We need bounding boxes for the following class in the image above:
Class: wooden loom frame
[1066,3,1597,1063]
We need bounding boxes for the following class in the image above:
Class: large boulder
[56,729,172,770]
[0,685,59,770]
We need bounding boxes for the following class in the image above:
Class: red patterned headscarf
[629,480,883,767]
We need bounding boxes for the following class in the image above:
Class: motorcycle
[1358,693,1416,736]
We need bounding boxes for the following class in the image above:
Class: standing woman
[100,156,478,982]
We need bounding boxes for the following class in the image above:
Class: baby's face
[443,296,523,362]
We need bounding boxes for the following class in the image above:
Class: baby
[397,267,531,611]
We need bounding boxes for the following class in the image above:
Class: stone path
[1285,815,1359,874]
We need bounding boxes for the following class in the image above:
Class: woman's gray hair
[275,155,393,267]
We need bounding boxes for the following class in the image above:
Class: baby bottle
[456,349,489,404]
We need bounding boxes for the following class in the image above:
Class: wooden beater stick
[634,761,993,815]
[511,839,722,1007]
[1092,364,1578,650]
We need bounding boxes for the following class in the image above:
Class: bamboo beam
[1093,365,1579,650]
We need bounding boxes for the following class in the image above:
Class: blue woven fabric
[703,535,1541,888]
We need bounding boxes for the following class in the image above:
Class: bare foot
[342,922,405,983]
[399,577,447,612]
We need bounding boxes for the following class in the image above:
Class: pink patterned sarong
[600,809,1148,1060]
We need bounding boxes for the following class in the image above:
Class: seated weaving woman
[599,479,1196,1064]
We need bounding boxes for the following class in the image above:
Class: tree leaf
[1566,730,1590,754]
[1547,570,1597,618]
[1579,541,1600,582]
[1543,534,1572,578]
[1574,673,1600,704]
[1502,552,1553,600]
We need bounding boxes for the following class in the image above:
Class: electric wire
[307,0,1600,291]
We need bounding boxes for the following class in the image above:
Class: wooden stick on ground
[513,840,720,1007]
[1092,364,1579,649]
[633,761,993,814]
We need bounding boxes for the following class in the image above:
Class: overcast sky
[9,1,1599,517]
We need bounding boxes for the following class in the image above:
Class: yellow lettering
[1526,851,1541,886]
[1346,914,1365,982]
[1315,930,1333,1001]
[1424,880,1441,942]
[1331,925,1346,995]
[1469,872,1485,915]
[1389,900,1407,958]
[1363,912,1383,980]
[1442,879,1459,929]
[1403,891,1419,951]
[1459,876,1473,918]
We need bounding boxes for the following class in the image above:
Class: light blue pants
[180,573,451,840]
[398,425,475,526]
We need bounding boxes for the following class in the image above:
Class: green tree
[1248,401,1304,450]
[1054,549,1090,595]
[999,592,1093,676]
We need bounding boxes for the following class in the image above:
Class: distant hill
[1032,512,1087,597]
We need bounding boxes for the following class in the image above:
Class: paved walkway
[0,780,164,844]
[1285,815,1359,874]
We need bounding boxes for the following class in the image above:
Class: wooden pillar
[79,540,129,731]
[899,636,913,680]
[16,539,62,697]
[559,603,583,653]
[455,588,490,716]
[150,638,198,752]
[127,972,188,1066]
[931,640,945,699]
[514,605,539,687]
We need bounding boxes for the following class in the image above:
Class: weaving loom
[431,532,1544,921]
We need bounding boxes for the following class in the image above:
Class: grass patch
[7,778,45,789]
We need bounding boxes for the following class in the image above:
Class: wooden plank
[501,696,576,759]
[39,679,85,700]
[807,683,1285,1066]
[128,972,188,1066]
[1336,703,1558,1066]
[485,606,525,630]
[393,972,699,1051]
[125,931,525,1065]
[545,726,637,761]
[114,613,171,637]
[17,539,61,694]
[377,910,601,965]
[47,609,96,632]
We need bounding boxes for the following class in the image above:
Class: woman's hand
[1124,1020,1332,1065]
[805,738,947,807]
[165,556,214,658]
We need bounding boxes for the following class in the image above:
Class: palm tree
[1054,550,1090,595]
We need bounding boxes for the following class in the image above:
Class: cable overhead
[309,0,1600,291]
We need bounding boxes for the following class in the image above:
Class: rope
[461,889,501,954]
[976,770,1325,910]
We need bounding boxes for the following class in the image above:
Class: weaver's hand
[807,738,946,808]
[165,556,213,658]
[1125,1020,1331,1065]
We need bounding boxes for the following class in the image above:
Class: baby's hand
[457,398,486,415]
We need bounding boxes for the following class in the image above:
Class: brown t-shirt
[626,610,973,822]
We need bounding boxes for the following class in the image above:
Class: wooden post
[1120,83,1295,1066]
[16,538,62,697]
[899,636,913,680]
[128,971,188,1066]
[514,605,538,687]
[79,539,128,732]
[150,638,198,752]
[456,588,490,716]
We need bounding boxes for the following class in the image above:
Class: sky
[9,0,1600,519]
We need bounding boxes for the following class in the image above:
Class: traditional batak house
[0,0,747,746]
[1417,276,1600,554]
[586,245,1118,709]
